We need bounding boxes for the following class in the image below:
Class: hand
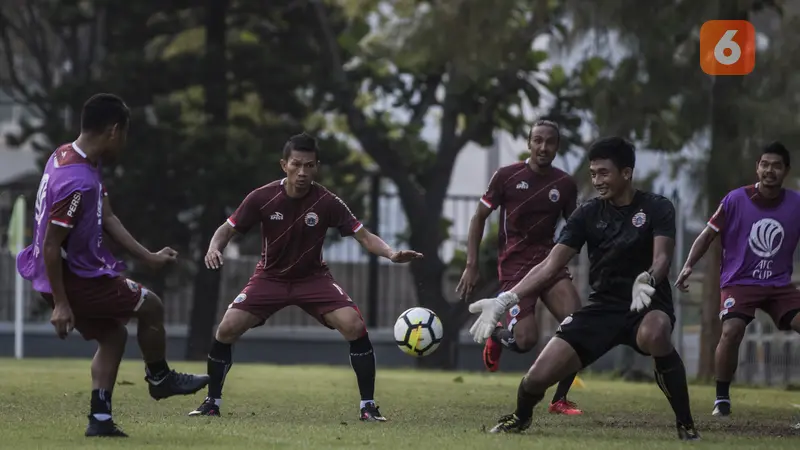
[467,292,519,344]
[146,247,178,269]
[630,271,656,312]
[205,248,224,270]
[674,266,692,292]
[389,250,424,263]
[50,302,74,339]
[456,265,480,300]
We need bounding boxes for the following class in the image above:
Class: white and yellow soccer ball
[393,307,443,357]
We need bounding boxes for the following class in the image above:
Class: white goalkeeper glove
[630,271,656,312]
[468,292,519,344]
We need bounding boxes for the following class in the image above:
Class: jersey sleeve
[652,197,676,238]
[329,194,363,237]
[49,190,84,229]
[227,190,262,234]
[480,170,505,210]
[556,203,589,250]
[707,197,727,232]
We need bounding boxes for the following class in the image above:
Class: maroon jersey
[481,160,578,281]
[227,179,363,280]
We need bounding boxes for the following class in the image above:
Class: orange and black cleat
[482,323,504,372]
[548,398,583,415]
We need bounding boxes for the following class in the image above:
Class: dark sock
[551,372,577,403]
[654,349,694,426]
[491,328,525,353]
[145,359,170,380]
[90,388,112,420]
[208,338,233,399]
[349,333,375,401]
[514,379,545,421]
[715,380,731,401]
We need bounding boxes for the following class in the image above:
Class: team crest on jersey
[548,188,560,202]
[233,293,246,304]
[509,305,521,317]
[124,279,139,293]
[723,297,735,309]
[632,212,647,228]
[304,212,319,227]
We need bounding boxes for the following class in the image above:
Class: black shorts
[555,299,675,368]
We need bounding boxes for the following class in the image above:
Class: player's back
[482,161,577,281]
[576,191,675,306]
[716,185,800,288]
[16,143,121,293]
[229,179,363,280]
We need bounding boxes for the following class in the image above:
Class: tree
[305,0,575,368]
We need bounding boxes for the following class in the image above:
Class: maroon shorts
[39,269,146,341]
[228,273,359,329]
[720,284,800,330]
[503,265,571,326]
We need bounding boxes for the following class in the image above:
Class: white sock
[92,413,112,421]
[360,400,374,409]
[714,399,730,405]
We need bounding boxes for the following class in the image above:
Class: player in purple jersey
[15,94,209,437]
[188,133,423,420]
[676,142,800,418]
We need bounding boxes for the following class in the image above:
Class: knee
[638,315,672,352]
[337,316,366,341]
[135,291,164,323]
[215,318,246,344]
[790,313,800,334]
[719,321,746,344]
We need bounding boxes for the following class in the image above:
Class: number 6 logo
[700,20,756,76]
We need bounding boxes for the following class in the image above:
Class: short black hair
[762,141,790,167]
[529,119,560,143]
[282,132,319,160]
[80,93,130,133]
[588,136,636,170]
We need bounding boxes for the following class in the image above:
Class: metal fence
[0,190,798,383]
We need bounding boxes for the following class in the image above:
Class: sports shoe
[482,323,504,372]
[85,416,128,437]
[489,413,532,433]
[359,402,387,422]
[146,370,210,401]
[548,398,583,415]
[712,400,731,417]
[188,397,221,416]
[677,422,700,440]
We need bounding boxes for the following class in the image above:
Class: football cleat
[548,398,583,415]
[359,402,387,422]
[677,422,701,440]
[488,413,532,433]
[188,397,221,416]
[712,400,731,418]
[146,370,210,401]
[85,416,128,437]
[482,323,504,372]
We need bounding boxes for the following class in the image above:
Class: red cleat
[482,322,503,372]
[548,399,583,415]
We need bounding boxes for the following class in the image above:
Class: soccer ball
[393,307,443,357]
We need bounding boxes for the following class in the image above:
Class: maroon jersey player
[456,120,583,415]
[188,133,422,421]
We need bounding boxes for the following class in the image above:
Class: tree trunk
[185,0,230,360]
[698,240,722,380]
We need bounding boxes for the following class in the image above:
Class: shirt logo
[270,212,283,221]
[516,181,529,190]
[748,218,784,258]
[509,305,521,317]
[723,297,735,309]
[304,212,319,227]
[632,212,647,228]
[548,188,560,202]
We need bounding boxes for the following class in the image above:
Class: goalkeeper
[467,137,698,440]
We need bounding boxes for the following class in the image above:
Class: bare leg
[541,279,583,408]
[713,318,747,414]
[203,308,261,405]
[90,325,128,420]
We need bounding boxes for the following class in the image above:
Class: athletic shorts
[555,299,675,368]
[39,267,148,341]
[227,272,360,329]
[719,284,800,330]
[503,266,571,326]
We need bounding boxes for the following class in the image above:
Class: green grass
[1,359,798,449]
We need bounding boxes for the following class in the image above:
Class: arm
[353,227,394,259]
[649,198,677,284]
[209,221,239,254]
[509,244,578,298]
[102,196,152,261]
[682,202,724,270]
[465,203,493,269]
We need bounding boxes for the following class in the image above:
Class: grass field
[1,359,798,449]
